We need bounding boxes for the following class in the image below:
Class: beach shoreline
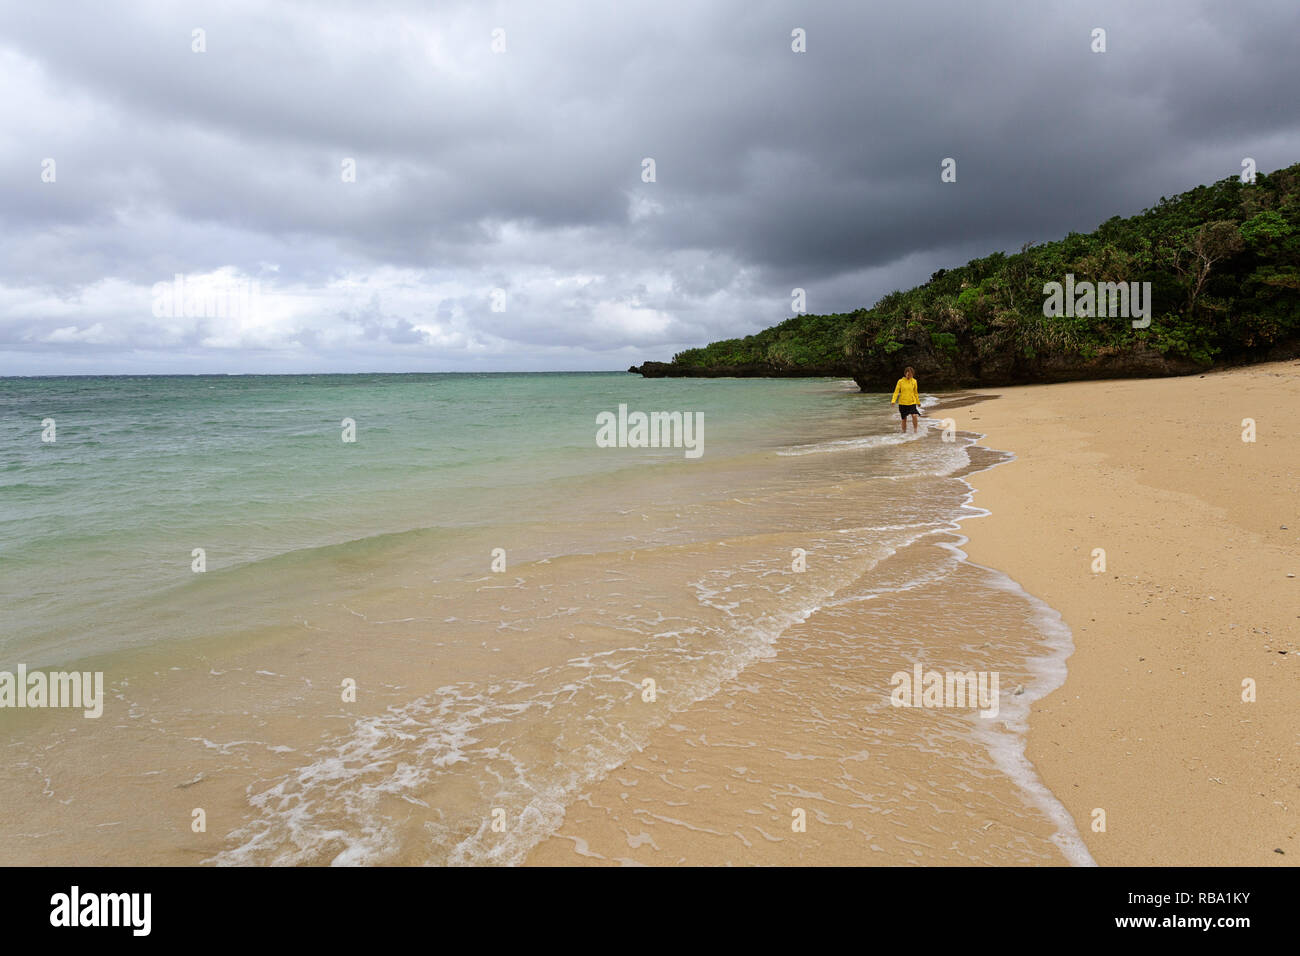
[519,398,1092,867]
[953,360,1298,865]
[523,362,1297,866]
[5,368,1293,867]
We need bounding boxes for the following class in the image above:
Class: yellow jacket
[891,377,920,405]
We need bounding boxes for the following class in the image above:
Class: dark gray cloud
[1,0,1298,373]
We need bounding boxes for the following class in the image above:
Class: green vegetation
[647,163,1300,388]
[671,311,861,372]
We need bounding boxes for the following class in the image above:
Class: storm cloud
[2,0,1299,373]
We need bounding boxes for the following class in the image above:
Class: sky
[2,0,1299,375]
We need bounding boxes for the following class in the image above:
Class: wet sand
[524,447,1092,866]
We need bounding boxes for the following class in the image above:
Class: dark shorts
[898,403,919,418]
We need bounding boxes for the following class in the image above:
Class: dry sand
[956,359,1298,866]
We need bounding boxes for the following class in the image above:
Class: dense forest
[633,163,1300,389]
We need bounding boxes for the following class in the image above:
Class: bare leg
[899,416,906,434]
[910,414,919,432]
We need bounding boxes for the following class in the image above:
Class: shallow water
[0,373,1089,865]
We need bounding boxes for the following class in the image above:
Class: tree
[1165,221,1245,313]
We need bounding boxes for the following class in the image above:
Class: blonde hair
[904,367,914,375]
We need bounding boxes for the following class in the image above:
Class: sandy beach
[526,360,1299,866]
[957,360,1299,866]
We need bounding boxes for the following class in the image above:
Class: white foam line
[938,438,1098,868]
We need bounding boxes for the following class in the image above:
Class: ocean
[0,372,1091,865]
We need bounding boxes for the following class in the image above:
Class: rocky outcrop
[846,336,1300,391]
[631,338,1300,391]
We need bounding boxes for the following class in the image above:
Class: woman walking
[890,367,921,434]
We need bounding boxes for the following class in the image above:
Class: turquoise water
[1,372,874,666]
